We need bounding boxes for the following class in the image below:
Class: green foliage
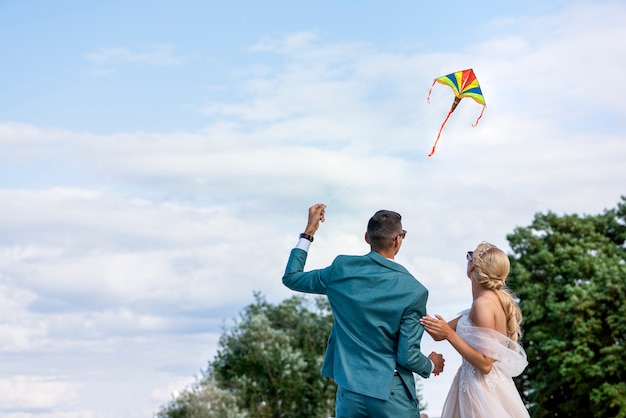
[212,292,336,418]
[157,292,336,418]
[507,196,626,418]
[154,372,248,418]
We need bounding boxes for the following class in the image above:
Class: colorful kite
[426,68,486,156]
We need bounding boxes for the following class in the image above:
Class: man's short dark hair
[367,210,402,249]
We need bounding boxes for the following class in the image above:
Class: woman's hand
[420,314,452,341]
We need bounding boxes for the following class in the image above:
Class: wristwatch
[299,233,314,242]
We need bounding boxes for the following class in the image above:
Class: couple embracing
[282,204,529,418]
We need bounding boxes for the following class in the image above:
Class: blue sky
[1,1,625,417]
[1,1,568,134]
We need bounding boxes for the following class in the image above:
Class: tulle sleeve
[461,324,528,377]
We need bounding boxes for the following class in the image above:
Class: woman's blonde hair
[469,242,523,341]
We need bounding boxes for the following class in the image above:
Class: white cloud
[84,44,182,75]
[85,44,181,65]
[0,375,81,410]
[250,31,321,53]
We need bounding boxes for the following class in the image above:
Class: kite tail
[426,80,437,103]
[472,105,486,127]
[428,107,454,157]
[428,97,460,157]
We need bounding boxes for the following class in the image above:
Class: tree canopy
[156,293,337,418]
[507,196,626,417]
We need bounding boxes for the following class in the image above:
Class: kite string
[325,100,446,205]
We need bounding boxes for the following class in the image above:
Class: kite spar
[426,68,486,156]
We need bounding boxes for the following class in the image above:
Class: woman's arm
[447,315,460,332]
[421,299,498,374]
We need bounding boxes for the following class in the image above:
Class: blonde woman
[420,242,529,418]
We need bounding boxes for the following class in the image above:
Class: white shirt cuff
[296,237,312,252]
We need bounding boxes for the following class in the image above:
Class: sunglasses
[466,251,474,261]
[397,230,407,240]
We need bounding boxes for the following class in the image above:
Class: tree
[154,372,248,418]
[506,196,626,417]
[157,293,336,418]
[211,293,336,418]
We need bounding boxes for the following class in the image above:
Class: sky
[1,1,625,417]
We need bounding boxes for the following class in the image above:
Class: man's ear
[393,234,402,250]
[364,232,370,244]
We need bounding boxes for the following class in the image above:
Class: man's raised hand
[305,204,326,236]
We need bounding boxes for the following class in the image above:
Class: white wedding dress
[441,310,530,418]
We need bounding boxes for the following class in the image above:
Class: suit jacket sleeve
[282,248,331,294]
[397,288,432,378]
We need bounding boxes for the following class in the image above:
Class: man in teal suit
[283,203,445,418]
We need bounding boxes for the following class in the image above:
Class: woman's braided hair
[469,242,523,341]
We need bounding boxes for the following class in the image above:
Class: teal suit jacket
[283,248,432,401]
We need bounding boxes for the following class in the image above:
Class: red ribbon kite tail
[472,105,486,127]
[426,80,437,103]
[428,97,461,157]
